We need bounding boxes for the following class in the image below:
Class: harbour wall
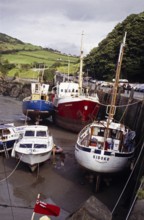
[97,89,144,145]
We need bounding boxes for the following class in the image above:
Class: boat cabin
[23,126,48,138]
[31,83,49,101]
[79,121,130,152]
[0,124,15,140]
[89,125,123,151]
[57,82,79,97]
[18,126,49,149]
[24,129,47,137]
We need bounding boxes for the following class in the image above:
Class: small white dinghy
[11,125,54,171]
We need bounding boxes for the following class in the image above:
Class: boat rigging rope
[119,98,133,123]
[125,177,144,220]
[0,155,23,183]
[111,141,144,215]
[99,99,142,108]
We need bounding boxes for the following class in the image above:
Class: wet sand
[0,95,128,220]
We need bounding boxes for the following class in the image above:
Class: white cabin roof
[24,125,48,131]
[91,120,126,132]
[31,83,49,95]
[58,82,79,96]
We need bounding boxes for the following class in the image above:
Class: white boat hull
[75,145,134,173]
[15,151,52,166]
[11,125,54,171]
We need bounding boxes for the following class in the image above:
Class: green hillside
[2,10,144,84]
[0,33,79,80]
[2,50,78,66]
[0,33,42,51]
[84,12,144,82]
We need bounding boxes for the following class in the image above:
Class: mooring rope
[0,155,23,183]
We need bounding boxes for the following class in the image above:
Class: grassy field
[2,50,79,79]
[8,68,39,79]
[2,50,78,65]
[0,42,41,51]
[0,33,79,80]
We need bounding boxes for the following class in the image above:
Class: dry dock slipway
[0,83,144,220]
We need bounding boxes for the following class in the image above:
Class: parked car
[137,84,144,93]
[133,84,144,92]
[89,79,97,83]
[101,81,113,88]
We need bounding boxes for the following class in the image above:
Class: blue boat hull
[22,100,54,121]
[0,140,16,152]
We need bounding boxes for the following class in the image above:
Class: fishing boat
[52,33,100,133]
[0,123,26,155]
[22,69,54,122]
[11,125,54,171]
[75,32,136,173]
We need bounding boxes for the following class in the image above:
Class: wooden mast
[106,32,127,128]
[79,31,84,95]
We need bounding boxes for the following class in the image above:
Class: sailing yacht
[52,33,100,133]
[75,32,136,173]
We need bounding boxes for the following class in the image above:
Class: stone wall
[97,89,144,144]
[66,196,112,220]
[0,79,31,100]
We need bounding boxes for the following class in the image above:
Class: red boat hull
[54,99,100,133]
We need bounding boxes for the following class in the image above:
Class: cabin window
[0,130,2,137]
[110,129,117,139]
[35,84,39,92]
[97,128,105,136]
[25,131,35,137]
[41,95,45,100]
[107,129,121,139]
[34,144,47,148]
[3,129,10,135]
[20,144,32,148]
[36,131,47,137]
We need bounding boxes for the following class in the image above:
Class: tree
[84,12,144,82]
[0,58,16,78]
